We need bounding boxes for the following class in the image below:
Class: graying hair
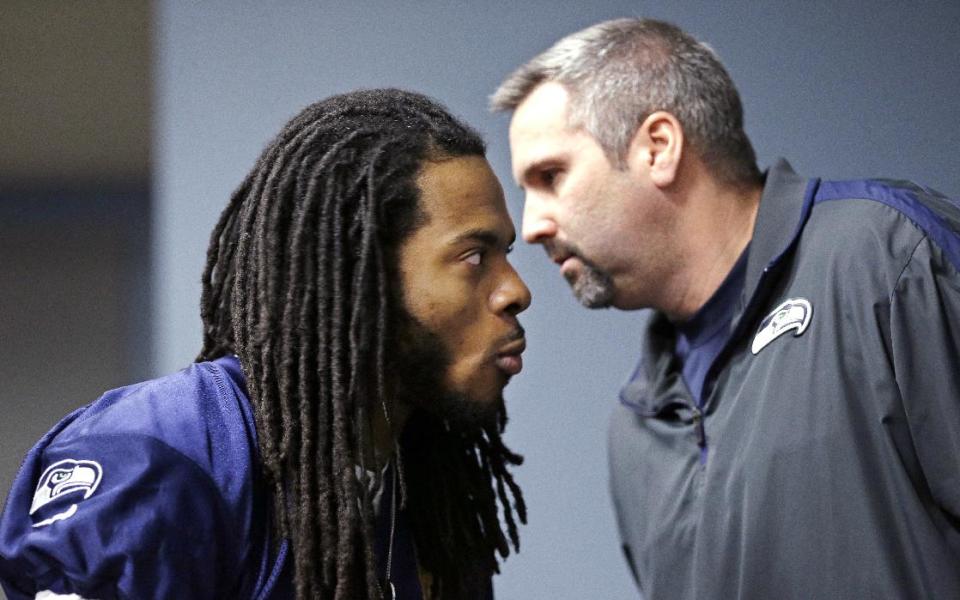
[491,18,759,186]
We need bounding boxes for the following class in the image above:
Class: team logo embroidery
[30,459,103,528]
[751,298,813,355]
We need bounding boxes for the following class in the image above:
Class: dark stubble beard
[387,307,503,430]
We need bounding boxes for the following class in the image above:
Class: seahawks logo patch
[751,298,813,355]
[30,459,103,528]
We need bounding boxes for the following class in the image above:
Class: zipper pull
[691,407,706,448]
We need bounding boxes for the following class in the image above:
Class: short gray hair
[491,18,759,186]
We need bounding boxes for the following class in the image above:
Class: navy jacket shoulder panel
[814,179,960,273]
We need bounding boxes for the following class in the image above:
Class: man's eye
[541,169,560,187]
[464,251,483,266]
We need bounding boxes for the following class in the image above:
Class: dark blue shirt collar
[675,246,750,354]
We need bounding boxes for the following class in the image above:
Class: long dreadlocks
[197,89,525,599]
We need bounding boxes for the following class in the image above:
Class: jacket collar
[731,159,820,333]
[621,159,821,416]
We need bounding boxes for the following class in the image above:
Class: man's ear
[627,111,683,188]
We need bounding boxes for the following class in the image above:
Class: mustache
[500,326,526,345]
[543,239,583,263]
[544,239,604,272]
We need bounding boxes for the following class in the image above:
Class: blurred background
[2,1,958,598]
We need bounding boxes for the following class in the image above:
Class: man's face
[509,82,677,310]
[397,155,530,422]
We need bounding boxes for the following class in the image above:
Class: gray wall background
[2,2,958,599]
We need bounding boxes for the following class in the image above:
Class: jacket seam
[889,234,929,305]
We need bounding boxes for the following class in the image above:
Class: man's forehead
[518,80,571,113]
[510,82,573,138]
[509,82,579,180]
[415,156,513,240]
[427,200,515,245]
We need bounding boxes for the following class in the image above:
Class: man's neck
[665,177,762,322]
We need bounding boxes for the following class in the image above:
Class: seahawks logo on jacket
[751,298,813,354]
[30,459,103,528]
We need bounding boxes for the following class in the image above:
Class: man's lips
[495,338,526,376]
[544,239,573,266]
[546,245,578,277]
[559,255,581,279]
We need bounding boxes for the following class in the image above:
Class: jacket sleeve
[0,430,243,600]
[889,235,960,521]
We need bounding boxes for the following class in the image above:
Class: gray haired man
[493,18,960,599]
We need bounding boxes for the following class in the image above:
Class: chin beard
[545,239,615,309]
[568,262,615,309]
[387,308,502,430]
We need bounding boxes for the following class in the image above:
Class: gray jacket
[610,160,960,599]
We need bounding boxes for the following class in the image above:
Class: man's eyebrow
[449,228,516,248]
[515,157,562,188]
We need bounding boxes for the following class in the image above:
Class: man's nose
[521,193,558,244]
[492,262,532,317]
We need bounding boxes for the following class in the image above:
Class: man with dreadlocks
[0,89,530,600]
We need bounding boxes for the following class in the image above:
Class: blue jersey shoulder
[0,356,275,600]
[63,355,257,501]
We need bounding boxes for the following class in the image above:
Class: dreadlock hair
[197,88,525,599]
